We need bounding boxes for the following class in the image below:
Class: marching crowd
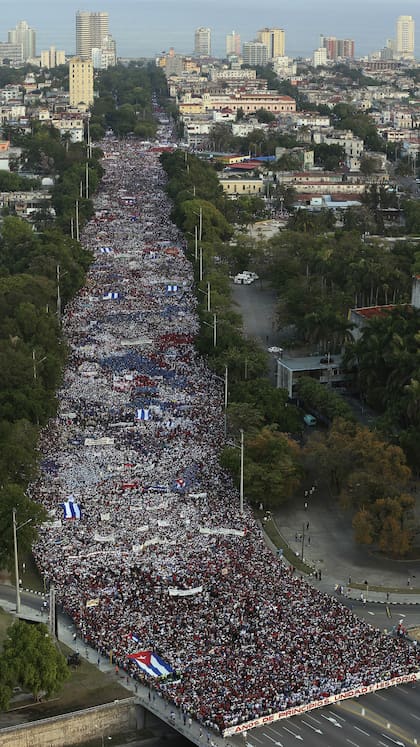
[31,113,420,735]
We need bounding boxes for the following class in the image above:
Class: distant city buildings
[0,42,24,65]
[320,34,355,60]
[396,15,415,59]
[8,20,36,61]
[313,47,328,67]
[41,47,66,69]
[194,27,211,57]
[75,10,115,68]
[256,27,285,60]
[226,31,241,59]
[242,41,268,66]
[69,57,94,109]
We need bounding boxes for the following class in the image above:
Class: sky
[1,1,419,60]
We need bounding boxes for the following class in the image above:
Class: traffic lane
[335,695,420,746]
[339,599,420,632]
[245,705,378,747]
[346,683,420,736]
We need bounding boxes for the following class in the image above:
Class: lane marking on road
[409,713,420,721]
[305,713,322,725]
[380,734,405,746]
[354,725,370,736]
[328,710,346,722]
[263,732,283,745]
[301,719,323,734]
[250,735,265,744]
[373,693,388,701]
[282,725,303,740]
[367,611,375,615]
[321,714,342,728]
[346,740,360,747]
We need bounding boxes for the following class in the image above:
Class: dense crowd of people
[31,109,420,735]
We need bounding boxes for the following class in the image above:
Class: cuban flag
[136,408,150,421]
[166,284,178,293]
[174,478,186,492]
[128,650,173,678]
[62,498,81,520]
[103,291,119,300]
[100,247,113,254]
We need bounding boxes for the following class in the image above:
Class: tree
[0,483,46,570]
[221,426,302,508]
[314,143,346,171]
[0,620,69,706]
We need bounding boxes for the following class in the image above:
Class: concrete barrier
[0,697,142,747]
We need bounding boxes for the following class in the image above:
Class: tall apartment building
[194,27,211,57]
[69,57,94,109]
[242,41,268,67]
[76,11,109,59]
[257,28,285,60]
[313,47,328,67]
[396,15,415,59]
[41,47,66,69]
[92,34,117,69]
[8,20,36,61]
[226,30,241,58]
[0,43,23,65]
[320,35,355,60]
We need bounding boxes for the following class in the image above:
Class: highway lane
[237,685,420,747]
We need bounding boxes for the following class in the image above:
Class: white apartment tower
[76,11,109,59]
[396,15,415,59]
[8,20,36,61]
[226,31,241,58]
[194,27,211,57]
[257,27,285,60]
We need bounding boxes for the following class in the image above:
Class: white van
[233,273,254,284]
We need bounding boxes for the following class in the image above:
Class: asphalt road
[232,682,420,747]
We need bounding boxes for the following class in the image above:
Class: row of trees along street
[161,149,420,557]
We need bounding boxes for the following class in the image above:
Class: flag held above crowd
[62,498,82,520]
[128,650,173,678]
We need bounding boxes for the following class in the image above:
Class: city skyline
[1,1,419,59]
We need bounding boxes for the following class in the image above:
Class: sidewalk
[265,504,420,606]
[0,591,235,747]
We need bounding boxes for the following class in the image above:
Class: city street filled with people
[30,113,420,736]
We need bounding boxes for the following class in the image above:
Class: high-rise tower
[396,15,415,59]
[194,27,211,57]
[76,11,109,60]
[8,20,36,60]
[256,28,285,60]
[226,31,241,58]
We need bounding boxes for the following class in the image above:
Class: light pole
[12,508,32,614]
[32,350,47,381]
[198,282,211,312]
[203,313,217,347]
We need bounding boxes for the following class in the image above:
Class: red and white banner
[222,672,420,737]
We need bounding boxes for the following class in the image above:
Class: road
[231,682,420,747]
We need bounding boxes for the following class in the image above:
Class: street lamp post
[12,508,32,614]
[213,365,228,438]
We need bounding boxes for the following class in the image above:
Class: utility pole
[75,200,80,242]
[56,264,61,322]
[239,429,244,515]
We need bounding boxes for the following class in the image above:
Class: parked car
[303,414,317,426]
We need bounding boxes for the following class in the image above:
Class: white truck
[233,271,259,285]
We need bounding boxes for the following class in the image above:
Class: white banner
[101,513,111,521]
[168,586,203,597]
[158,520,170,527]
[84,437,114,446]
[222,673,420,737]
[189,492,207,499]
[86,598,100,608]
[199,527,245,537]
[94,532,115,543]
